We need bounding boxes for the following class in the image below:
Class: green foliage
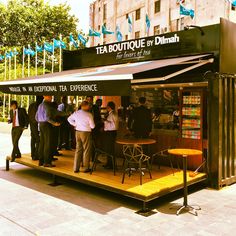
[0,0,79,47]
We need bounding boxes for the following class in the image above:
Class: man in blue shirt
[36,96,62,167]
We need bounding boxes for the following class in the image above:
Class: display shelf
[181,91,202,140]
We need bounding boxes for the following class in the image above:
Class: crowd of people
[8,96,152,173]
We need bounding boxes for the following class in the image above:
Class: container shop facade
[63,18,236,189]
[1,18,235,189]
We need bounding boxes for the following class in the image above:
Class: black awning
[0,54,212,96]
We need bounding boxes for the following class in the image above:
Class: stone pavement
[0,123,236,236]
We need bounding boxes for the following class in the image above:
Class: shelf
[181,92,202,140]
[182,104,201,106]
[182,115,201,118]
[182,127,201,130]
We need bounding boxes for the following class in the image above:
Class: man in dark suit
[128,97,152,138]
[35,96,64,168]
[28,96,44,160]
[8,100,29,162]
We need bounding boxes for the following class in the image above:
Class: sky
[0,0,94,33]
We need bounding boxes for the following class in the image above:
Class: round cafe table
[116,138,156,185]
[116,138,156,146]
[168,148,202,216]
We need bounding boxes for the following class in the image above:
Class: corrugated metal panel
[208,75,236,188]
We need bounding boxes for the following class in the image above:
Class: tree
[0,0,79,47]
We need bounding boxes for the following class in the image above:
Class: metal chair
[152,148,178,176]
[90,146,116,176]
[121,145,152,185]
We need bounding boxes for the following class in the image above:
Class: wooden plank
[9,152,207,202]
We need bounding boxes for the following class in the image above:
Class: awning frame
[131,58,214,84]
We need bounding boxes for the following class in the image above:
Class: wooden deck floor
[10,151,207,202]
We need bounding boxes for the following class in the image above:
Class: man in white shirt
[103,101,119,169]
[68,101,95,173]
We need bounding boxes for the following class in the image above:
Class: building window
[98,25,101,31]
[135,8,141,21]
[154,0,161,14]
[103,23,106,38]
[126,13,129,19]
[103,4,107,20]
[135,31,140,39]
[154,25,160,35]
[177,17,184,31]
[99,7,100,12]
[125,35,128,40]
[232,4,236,11]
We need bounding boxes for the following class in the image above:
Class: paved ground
[0,122,236,236]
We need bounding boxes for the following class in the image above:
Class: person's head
[44,96,52,102]
[80,101,90,111]
[36,96,44,105]
[107,101,115,112]
[86,96,94,104]
[96,99,102,107]
[10,100,18,110]
[61,96,67,104]
[139,97,146,105]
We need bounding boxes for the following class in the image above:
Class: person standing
[103,101,119,169]
[68,96,76,149]
[8,101,29,162]
[68,101,95,173]
[35,96,61,168]
[28,96,44,160]
[128,97,152,138]
[58,96,71,150]
[50,101,63,158]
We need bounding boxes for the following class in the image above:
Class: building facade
[89,0,236,46]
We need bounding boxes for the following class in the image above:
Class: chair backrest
[123,144,150,163]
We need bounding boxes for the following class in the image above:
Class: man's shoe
[54,152,62,156]
[84,168,91,173]
[74,170,80,173]
[38,162,44,166]
[15,155,21,159]
[11,158,15,162]
[52,157,58,161]
[44,164,56,168]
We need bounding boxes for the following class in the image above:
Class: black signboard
[0,79,131,96]
[220,18,236,74]
[63,24,220,71]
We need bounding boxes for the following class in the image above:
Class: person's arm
[45,104,61,126]
[57,104,63,112]
[127,110,134,130]
[147,109,153,133]
[88,113,95,130]
[35,108,39,123]
[8,110,13,124]
[104,113,117,130]
[67,112,77,127]
[22,108,29,128]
